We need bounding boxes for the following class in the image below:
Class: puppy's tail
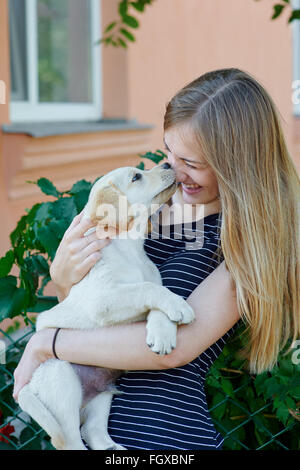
[18,385,65,450]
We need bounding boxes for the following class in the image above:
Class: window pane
[38,0,92,103]
[9,0,28,101]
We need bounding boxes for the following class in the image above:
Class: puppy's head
[86,165,177,238]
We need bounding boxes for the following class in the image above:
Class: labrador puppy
[17,165,195,450]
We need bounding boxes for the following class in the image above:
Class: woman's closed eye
[164,143,206,169]
[184,161,197,169]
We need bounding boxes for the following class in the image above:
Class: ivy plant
[0,150,299,450]
[99,0,300,49]
[0,151,166,323]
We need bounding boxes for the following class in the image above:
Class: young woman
[13,68,300,450]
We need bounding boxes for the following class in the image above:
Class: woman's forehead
[164,125,206,164]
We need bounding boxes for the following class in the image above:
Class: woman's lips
[181,183,203,194]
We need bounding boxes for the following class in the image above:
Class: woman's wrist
[13,329,55,401]
[50,265,70,302]
[54,283,70,302]
[30,329,56,362]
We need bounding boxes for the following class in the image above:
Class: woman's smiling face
[163,125,221,210]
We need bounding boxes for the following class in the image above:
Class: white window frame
[10,0,102,123]
[292,0,300,116]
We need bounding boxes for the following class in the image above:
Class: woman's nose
[167,156,187,180]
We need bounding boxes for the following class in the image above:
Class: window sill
[2,118,154,200]
[2,118,152,138]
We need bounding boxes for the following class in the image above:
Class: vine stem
[219,367,244,375]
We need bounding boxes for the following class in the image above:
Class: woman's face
[163,125,221,210]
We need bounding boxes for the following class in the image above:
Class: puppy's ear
[90,184,133,238]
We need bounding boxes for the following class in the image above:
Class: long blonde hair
[164,68,300,374]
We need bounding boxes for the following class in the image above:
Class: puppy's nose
[161,162,172,169]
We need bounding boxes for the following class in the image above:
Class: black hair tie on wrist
[52,328,61,360]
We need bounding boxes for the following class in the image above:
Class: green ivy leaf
[254,372,268,395]
[274,403,290,425]
[120,28,136,42]
[0,276,29,320]
[68,180,92,195]
[117,37,128,48]
[271,4,286,20]
[135,161,145,170]
[220,378,234,397]
[30,255,49,276]
[131,1,145,12]
[139,150,167,164]
[123,15,139,28]
[25,203,41,224]
[34,202,53,224]
[288,9,300,23]
[36,226,60,260]
[10,214,27,246]
[119,0,128,18]
[0,251,14,278]
[51,197,77,224]
[48,219,70,240]
[36,178,61,198]
[72,191,90,213]
[104,21,117,33]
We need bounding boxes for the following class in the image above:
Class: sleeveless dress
[107,211,237,450]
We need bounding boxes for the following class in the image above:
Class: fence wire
[0,321,299,451]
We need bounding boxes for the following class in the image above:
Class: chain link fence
[0,312,299,450]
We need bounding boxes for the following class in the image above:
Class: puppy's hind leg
[80,391,126,450]
[18,385,66,450]
[19,360,87,450]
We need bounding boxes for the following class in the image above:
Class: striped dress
[107,211,237,450]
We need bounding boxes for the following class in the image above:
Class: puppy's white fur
[17,165,195,450]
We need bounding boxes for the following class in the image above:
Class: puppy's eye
[132,173,142,182]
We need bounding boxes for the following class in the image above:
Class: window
[292,0,300,116]
[9,0,102,122]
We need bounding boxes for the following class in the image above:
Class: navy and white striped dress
[107,211,237,450]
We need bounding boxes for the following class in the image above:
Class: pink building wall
[0,0,299,257]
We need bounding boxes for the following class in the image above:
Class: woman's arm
[13,261,239,400]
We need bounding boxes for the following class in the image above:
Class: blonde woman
[13,68,300,450]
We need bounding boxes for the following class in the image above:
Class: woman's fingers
[67,230,110,257]
[74,237,111,264]
[65,215,96,242]
[66,210,84,232]
[75,251,104,279]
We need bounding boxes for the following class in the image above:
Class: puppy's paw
[146,310,177,355]
[176,300,195,325]
[161,296,195,325]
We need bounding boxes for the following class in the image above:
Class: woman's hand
[13,329,54,402]
[50,211,112,301]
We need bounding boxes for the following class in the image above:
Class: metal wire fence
[0,313,299,450]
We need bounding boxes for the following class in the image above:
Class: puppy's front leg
[103,282,195,326]
[146,310,177,356]
[36,301,92,332]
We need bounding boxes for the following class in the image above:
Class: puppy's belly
[71,364,122,406]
